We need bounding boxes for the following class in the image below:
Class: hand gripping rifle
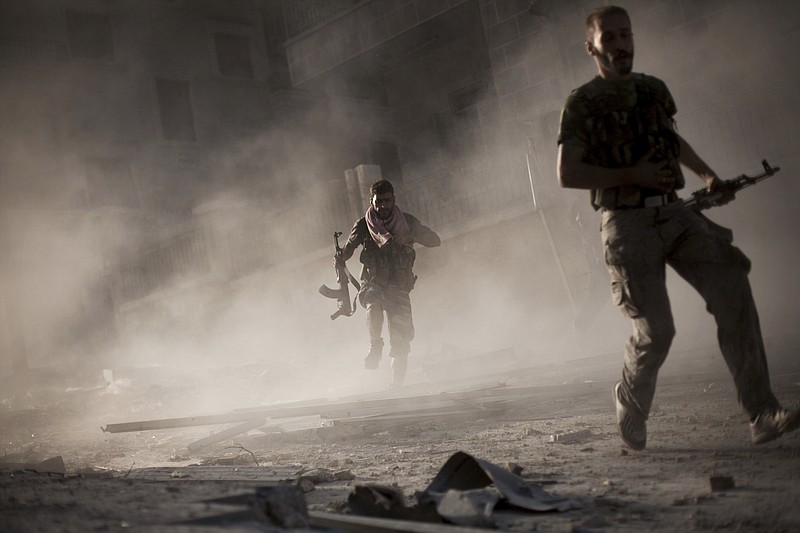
[318,231,361,320]
[683,159,781,211]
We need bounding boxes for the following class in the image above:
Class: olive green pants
[601,203,779,421]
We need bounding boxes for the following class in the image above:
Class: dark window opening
[155,79,196,142]
[65,10,114,60]
[448,79,488,114]
[214,33,254,79]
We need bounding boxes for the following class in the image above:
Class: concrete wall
[285,0,470,85]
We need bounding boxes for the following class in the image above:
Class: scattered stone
[333,469,356,481]
[550,429,593,444]
[708,476,735,492]
[436,488,499,528]
[347,484,432,521]
[507,462,524,475]
[297,478,315,493]
[253,485,309,528]
[298,467,334,483]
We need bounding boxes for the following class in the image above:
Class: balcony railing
[112,229,211,305]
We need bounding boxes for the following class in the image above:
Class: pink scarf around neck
[366,205,413,248]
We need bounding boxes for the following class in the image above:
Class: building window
[155,79,196,142]
[85,156,138,208]
[65,10,114,60]
[448,79,488,114]
[214,33,253,79]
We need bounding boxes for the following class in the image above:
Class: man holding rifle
[557,5,799,450]
[336,179,440,388]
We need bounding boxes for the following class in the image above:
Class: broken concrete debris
[347,483,442,523]
[297,477,315,493]
[0,455,66,475]
[434,487,501,528]
[253,485,310,528]
[187,451,580,530]
[549,429,593,444]
[425,451,581,513]
[344,451,580,528]
[506,462,524,476]
[708,475,735,492]
[298,467,356,484]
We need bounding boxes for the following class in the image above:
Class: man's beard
[611,52,633,75]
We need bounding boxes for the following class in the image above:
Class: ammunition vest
[359,236,417,291]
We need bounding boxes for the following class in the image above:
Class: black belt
[612,191,679,210]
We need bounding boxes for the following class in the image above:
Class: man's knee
[358,284,382,308]
[633,320,675,356]
[389,342,410,359]
[649,327,675,356]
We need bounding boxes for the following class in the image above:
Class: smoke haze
[1,0,798,420]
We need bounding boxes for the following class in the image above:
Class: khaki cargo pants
[601,203,780,421]
[359,282,415,360]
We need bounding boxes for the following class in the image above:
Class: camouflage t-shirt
[557,73,684,209]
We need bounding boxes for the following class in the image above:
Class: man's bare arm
[339,222,363,262]
[677,134,718,184]
[677,134,734,204]
[415,226,440,248]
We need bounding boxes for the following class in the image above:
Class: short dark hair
[370,179,394,197]
[585,5,629,40]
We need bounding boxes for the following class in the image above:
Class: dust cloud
[1,1,799,425]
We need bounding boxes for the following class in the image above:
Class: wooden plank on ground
[123,465,299,481]
[103,379,613,436]
[101,384,512,434]
[187,417,268,452]
[308,510,493,533]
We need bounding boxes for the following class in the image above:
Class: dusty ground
[2,344,800,532]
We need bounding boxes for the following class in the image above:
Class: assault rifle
[683,159,781,211]
[318,231,360,320]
